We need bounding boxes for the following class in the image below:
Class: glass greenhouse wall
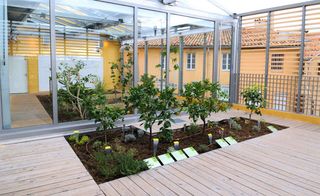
[0,0,231,131]
[0,0,319,134]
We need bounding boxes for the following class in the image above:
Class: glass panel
[55,0,133,122]
[170,14,214,92]
[218,22,232,100]
[1,0,52,128]
[138,9,167,90]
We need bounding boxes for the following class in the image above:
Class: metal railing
[237,73,320,117]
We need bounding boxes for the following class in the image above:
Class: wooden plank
[217,150,320,194]
[183,156,263,195]
[118,177,148,196]
[162,165,220,195]
[138,170,176,196]
[212,151,319,195]
[99,182,120,196]
[108,179,134,196]
[128,173,162,196]
[154,165,206,195]
[146,169,192,196]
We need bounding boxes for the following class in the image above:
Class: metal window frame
[0,0,226,136]
[263,11,271,100]
[213,21,219,82]
[297,5,306,113]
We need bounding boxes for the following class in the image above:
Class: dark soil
[66,117,287,184]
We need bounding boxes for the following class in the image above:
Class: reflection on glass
[1,0,52,128]
[170,15,214,94]
[55,0,133,122]
[218,22,232,100]
[137,9,166,90]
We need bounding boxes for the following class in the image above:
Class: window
[187,53,196,70]
[271,54,284,71]
[222,53,231,71]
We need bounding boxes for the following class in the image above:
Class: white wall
[38,55,104,91]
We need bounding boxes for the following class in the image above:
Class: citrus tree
[125,74,178,147]
[86,87,124,143]
[182,80,230,133]
[241,85,266,119]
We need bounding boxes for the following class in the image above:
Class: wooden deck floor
[0,110,319,195]
[0,137,103,196]
[100,111,320,196]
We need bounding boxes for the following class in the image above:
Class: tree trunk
[202,119,206,134]
[249,111,252,120]
[149,127,153,149]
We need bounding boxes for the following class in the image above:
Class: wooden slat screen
[8,21,101,57]
[269,7,301,76]
[240,13,268,74]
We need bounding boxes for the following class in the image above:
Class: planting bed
[66,117,287,184]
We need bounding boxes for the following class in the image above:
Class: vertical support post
[297,5,306,113]
[165,13,170,87]
[230,14,240,103]
[202,33,207,80]
[160,31,164,91]
[263,11,271,100]
[0,0,10,129]
[50,0,58,124]
[133,6,139,87]
[235,16,242,103]
[144,40,148,74]
[213,21,220,82]
[178,35,184,94]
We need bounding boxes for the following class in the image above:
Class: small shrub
[95,149,148,179]
[207,120,218,129]
[78,135,90,145]
[198,144,209,153]
[241,85,266,119]
[252,125,261,132]
[92,140,103,150]
[95,152,117,178]
[186,123,199,135]
[159,128,173,143]
[68,130,80,143]
[228,119,242,131]
[68,131,89,145]
[124,134,136,143]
